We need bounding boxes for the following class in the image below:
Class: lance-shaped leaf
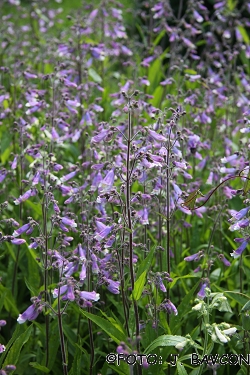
[241,168,250,196]
[181,189,204,210]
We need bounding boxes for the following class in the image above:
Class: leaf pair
[181,189,204,210]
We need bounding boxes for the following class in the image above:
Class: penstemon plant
[0,1,250,375]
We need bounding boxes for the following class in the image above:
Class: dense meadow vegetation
[0,0,250,374]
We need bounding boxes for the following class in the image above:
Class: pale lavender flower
[14,188,38,205]
[148,128,167,142]
[162,299,178,315]
[61,217,77,228]
[230,207,250,221]
[103,277,120,294]
[78,291,100,301]
[80,263,87,281]
[66,284,75,301]
[32,171,40,185]
[138,207,149,225]
[23,71,37,79]
[64,262,78,278]
[61,170,78,182]
[99,169,115,193]
[53,285,68,298]
[0,169,7,183]
[218,254,231,266]
[95,221,113,241]
[17,302,43,324]
[91,253,100,274]
[0,344,6,353]
[229,218,250,231]
[53,163,63,171]
[11,156,18,169]
[13,223,31,237]
[231,239,249,258]
[197,281,209,299]
[184,252,201,261]
[193,9,203,23]
[11,238,26,245]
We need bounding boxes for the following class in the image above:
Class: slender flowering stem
[166,125,172,303]
[126,98,141,375]
[57,281,68,375]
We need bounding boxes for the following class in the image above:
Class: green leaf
[170,281,200,334]
[148,58,162,89]
[0,284,19,316]
[79,310,128,345]
[100,311,126,336]
[29,362,50,373]
[153,30,166,46]
[212,285,249,306]
[237,26,250,44]
[72,344,89,375]
[106,362,129,375]
[46,319,60,370]
[170,274,199,289]
[241,300,250,312]
[25,248,41,295]
[184,69,197,75]
[182,190,204,210]
[227,0,237,11]
[132,270,146,301]
[137,245,155,279]
[242,169,250,196]
[177,362,188,375]
[3,324,33,367]
[25,200,42,216]
[88,68,102,83]
[144,335,187,354]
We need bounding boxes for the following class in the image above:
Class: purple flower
[193,10,203,23]
[17,302,43,324]
[11,156,18,169]
[12,223,31,237]
[231,207,250,221]
[148,128,167,142]
[64,262,78,278]
[53,285,68,298]
[14,188,37,205]
[95,221,113,241]
[197,281,209,299]
[53,163,63,171]
[91,252,100,274]
[0,344,6,353]
[66,284,75,301]
[99,169,115,193]
[0,169,7,183]
[11,238,26,245]
[104,278,120,294]
[78,291,100,301]
[61,216,77,228]
[229,218,250,231]
[156,275,166,292]
[24,71,37,79]
[138,207,149,225]
[231,239,249,259]
[218,254,231,266]
[162,299,178,315]
[61,170,78,182]
[80,263,87,281]
[184,252,201,261]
